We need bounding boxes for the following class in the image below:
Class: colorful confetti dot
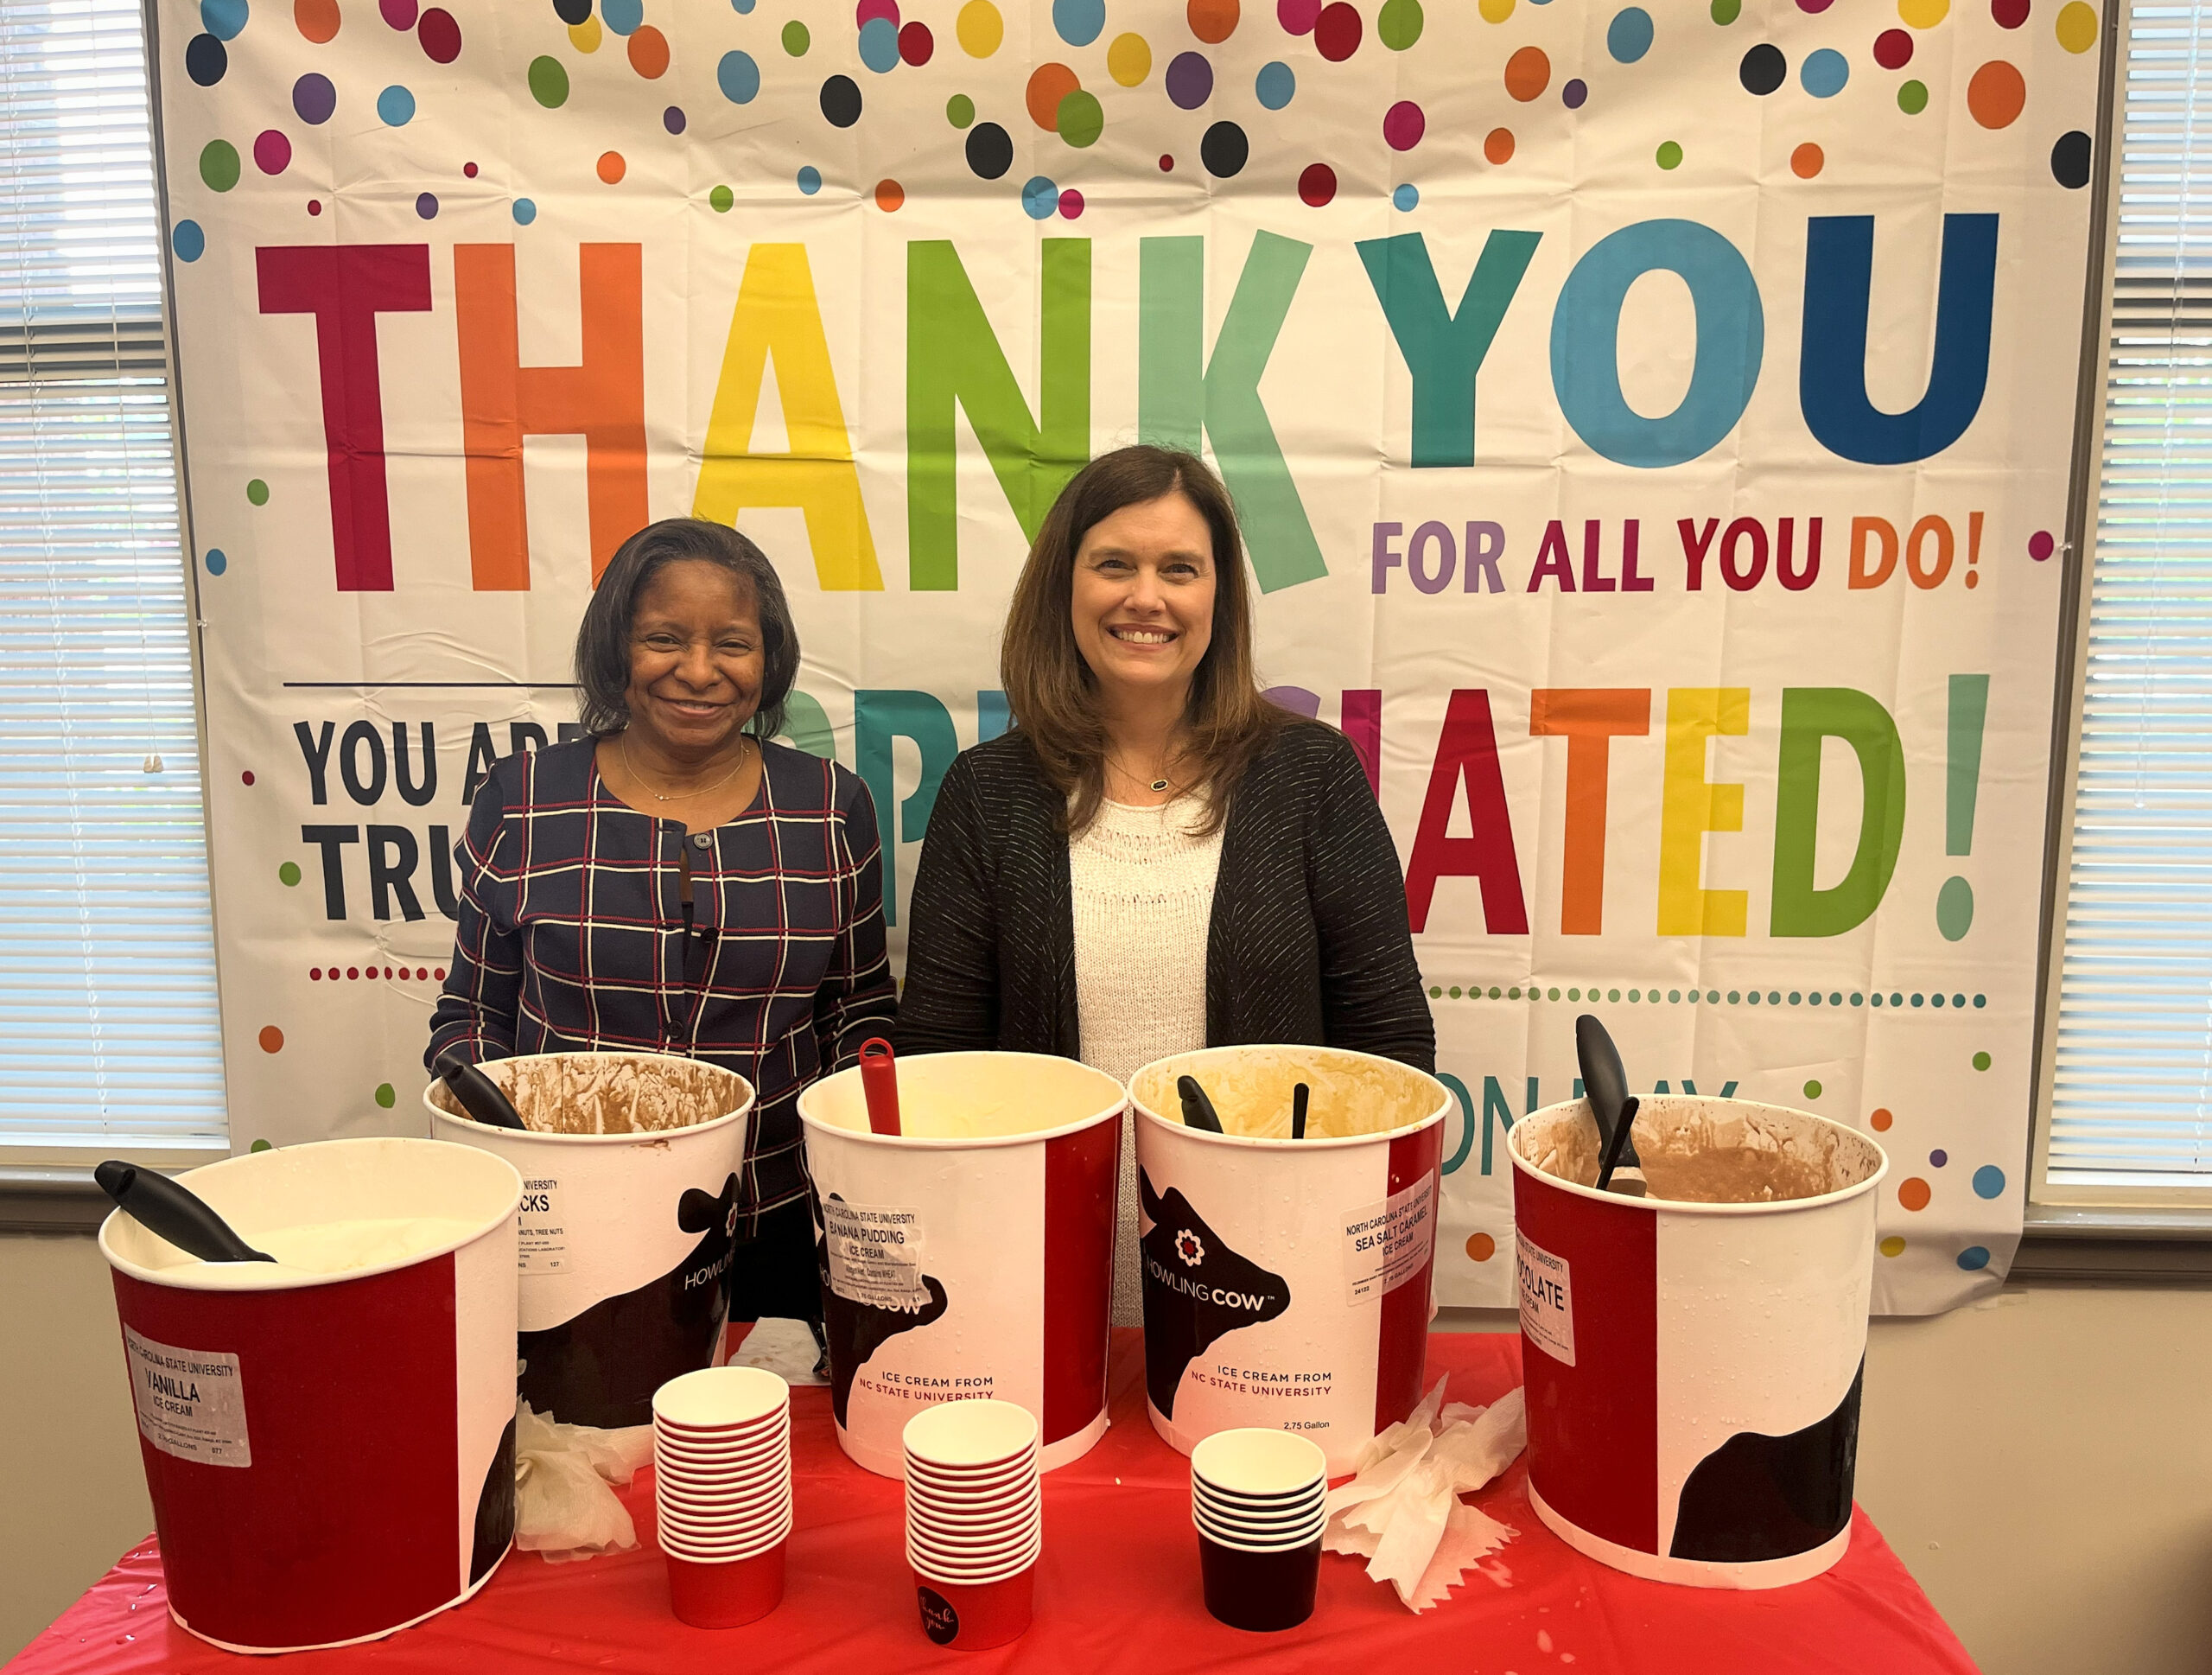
[296,0,341,43]
[206,548,228,574]
[1028,61,1082,128]
[1930,1149,1948,1166]
[186,34,228,85]
[381,0,416,27]
[1798,0,1834,10]
[601,0,639,30]
[1378,0,1424,49]
[569,15,601,50]
[1382,99,1424,150]
[1801,48,1848,96]
[1899,0,1947,26]
[375,1083,397,1109]
[1957,1245,1992,1271]
[947,93,975,126]
[1561,77,1587,107]
[253,129,292,175]
[1058,187,1084,218]
[2055,0,2095,51]
[855,0,899,25]
[1314,3,1361,60]
[1298,161,1336,205]
[663,105,686,133]
[419,7,461,62]
[1740,43,1785,94]
[629,24,669,76]
[1897,1176,1932,1211]
[795,166,820,194]
[250,1137,274,1152]
[1874,28,1913,68]
[1993,0,2029,24]
[1478,0,1513,21]
[246,478,270,505]
[415,190,438,216]
[783,19,810,54]
[1870,1106,1894,1130]
[597,151,626,184]
[258,1025,285,1054]
[718,51,760,102]
[1967,60,2025,127]
[292,73,337,124]
[277,861,302,886]
[2052,130,2091,186]
[1189,0,1239,42]
[199,139,241,191]
[1052,0,1104,44]
[899,22,933,64]
[512,197,537,224]
[1879,1235,1907,1258]
[821,73,863,125]
[858,16,899,70]
[712,182,736,208]
[1159,152,1175,170]
[2029,529,2056,558]
[1791,141,1824,176]
[875,178,905,210]
[1711,0,1740,20]
[1656,138,1682,169]
[1392,182,1419,209]
[1058,87,1105,145]
[1465,1232,1497,1262]
[1021,175,1059,218]
[967,121,1014,178]
[1973,1050,1993,1072]
[1109,33,1152,85]
[957,1,1002,56]
[1166,51,1212,108]
[1201,120,1249,175]
[1255,60,1295,108]
[1898,79,1929,113]
[379,83,417,123]
[1803,1079,1824,1099]
[1505,46,1548,99]
[1485,126,1515,162]
[1608,7,1654,63]
[1280,0,1321,30]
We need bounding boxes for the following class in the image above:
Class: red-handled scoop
[858,1037,902,1136]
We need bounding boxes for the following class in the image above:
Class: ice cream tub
[98,1137,521,1653]
[1129,1045,1452,1479]
[1508,1094,1888,1589]
[427,1050,753,1427]
[798,1051,1124,1478]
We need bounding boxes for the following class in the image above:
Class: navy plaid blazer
[426,736,898,1218]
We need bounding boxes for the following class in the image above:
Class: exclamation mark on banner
[1964,512,1983,590]
[1937,674,1990,941]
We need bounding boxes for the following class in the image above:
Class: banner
[155,0,2104,1311]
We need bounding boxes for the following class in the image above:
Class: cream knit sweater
[1069,797,1224,1328]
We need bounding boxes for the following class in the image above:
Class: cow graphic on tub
[1137,1169,1290,1419]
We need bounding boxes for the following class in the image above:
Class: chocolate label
[1516,1229,1576,1367]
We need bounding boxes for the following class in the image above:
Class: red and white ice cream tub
[798,1051,1124,1478]
[1129,1045,1451,1479]
[98,1137,522,1653]
[1508,1094,1889,1589]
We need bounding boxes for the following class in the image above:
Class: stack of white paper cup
[1190,1429,1328,1632]
[652,1366,792,1628]
[902,1399,1042,1650]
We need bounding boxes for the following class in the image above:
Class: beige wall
[8,1232,2209,1672]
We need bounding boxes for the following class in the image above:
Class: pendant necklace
[620,733,750,802]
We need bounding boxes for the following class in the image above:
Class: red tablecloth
[10,1331,1977,1675]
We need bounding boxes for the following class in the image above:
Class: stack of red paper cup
[902,1399,1041,1650]
[1190,1428,1328,1632]
[652,1366,792,1629]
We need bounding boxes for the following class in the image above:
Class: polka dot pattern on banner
[512,197,537,224]
[1054,0,1104,46]
[2052,131,2092,188]
[1058,187,1084,218]
[1166,51,1212,109]
[259,1025,284,1054]
[1378,0,1424,49]
[596,151,625,184]
[1505,47,1548,100]
[277,861,302,886]
[1879,1236,1906,1258]
[711,182,736,208]
[2055,0,2096,52]
[1314,3,1360,61]
[1485,127,1515,163]
[859,16,899,72]
[1740,43,1784,95]
[200,139,240,191]
[1028,61,1081,128]
[246,478,270,506]
[1711,0,1741,20]
[2029,530,2056,560]
[957,0,1002,57]
[1874,28,1913,68]
[783,19,810,55]
[1109,33,1152,85]
[186,35,228,86]
[1022,175,1058,218]
[874,178,905,210]
[1899,0,1948,27]
[1255,61,1295,109]
[254,130,292,175]
[380,0,416,29]
[1791,141,1823,176]
[1957,1246,1992,1271]
[1656,138,1682,169]
[1058,88,1104,146]
[1801,48,1848,97]
[1561,77,1586,108]
[664,105,686,134]
[416,190,439,217]
[946,92,975,126]
[628,25,669,77]
[1189,0,1238,44]
[569,15,601,52]
[1382,100,1424,150]
[419,8,461,63]
[1967,60,2026,128]
[1391,183,1418,211]
[1299,162,1336,205]
[1279,0,1321,31]
[378,83,416,124]
[1201,119,1249,176]
[296,0,340,42]
[1465,1232,1496,1262]
[1607,7,1654,64]
[899,22,933,64]
[967,121,1013,178]
[1897,1177,1931,1211]
[718,50,760,103]
[205,548,228,575]
[821,74,862,126]
[292,73,336,123]
[1898,79,1929,113]
[1993,0,2030,23]
[796,165,822,193]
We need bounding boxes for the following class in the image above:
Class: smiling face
[1068,491,1217,707]
[622,558,763,761]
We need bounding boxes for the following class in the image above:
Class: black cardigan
[894,720,1435,1072]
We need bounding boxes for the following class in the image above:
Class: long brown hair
[1001,445,1284,836]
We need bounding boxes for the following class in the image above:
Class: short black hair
[573,518,799,739]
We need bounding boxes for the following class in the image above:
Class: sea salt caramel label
[124,1328,251,1468]
[823,1198,930,1310]
[1516,1231,1576,1367]
[1342,1170,1436,1304]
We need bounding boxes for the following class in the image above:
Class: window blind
[0,0,226,1158]
[2050,2,2212,1184]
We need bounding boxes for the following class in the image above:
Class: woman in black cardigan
[897,445,1433,1320]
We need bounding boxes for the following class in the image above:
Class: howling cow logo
[1669,1360,1864,1563]
[516,1171,741,1429]
[815,1194,951,1428]
[1138,1169,1290,1420]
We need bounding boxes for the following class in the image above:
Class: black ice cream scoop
[1177,1074,1225,1134]
[435,1053,528,1130]
[96,1160,272,1264]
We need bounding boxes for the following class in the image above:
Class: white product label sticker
[516,1175,568,1276]
[124,1328,251,1468]
[822,1199,929,1310]
[1516,1230,1576,1367]
[1343,1170,1436,1304]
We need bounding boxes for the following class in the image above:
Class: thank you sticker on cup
[917,1585,959,1646]
[1516,1230,1576,1367]
[1340,1169,1435,1304]
[124,1327,251,1468]
[823,1198,929,1309]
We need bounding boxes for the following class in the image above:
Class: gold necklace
[620,733,751,803]
[1108,750,1177,795]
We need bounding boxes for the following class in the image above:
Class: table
[10,1331,1978,1675]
